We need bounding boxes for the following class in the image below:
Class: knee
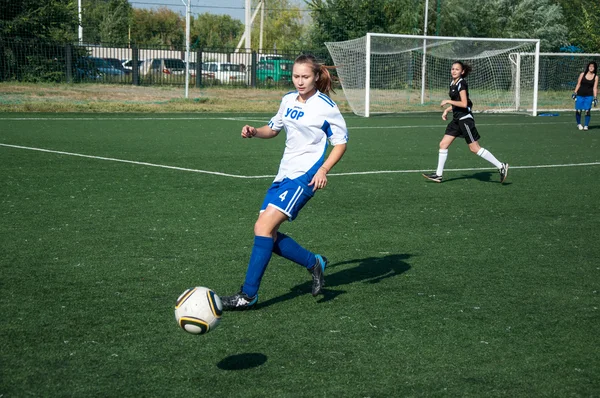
[586,110,591,116]
[439,142,448,150]
[576,110,581,116]
[469,146,480,154]
[254,218,277,238]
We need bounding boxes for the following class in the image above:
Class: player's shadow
[442,171,508,184]
[256,253,411,309]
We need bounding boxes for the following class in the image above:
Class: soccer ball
[174,286,223,335]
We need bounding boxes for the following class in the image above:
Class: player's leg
[423,123,457,182]
[269,179,327,296]
[576,110,583,129]
[463,120,509,183]
[584,109,591,130]
[221,207,287,311]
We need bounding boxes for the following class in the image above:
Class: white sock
[436,149,448,176]
[477,147,502,169]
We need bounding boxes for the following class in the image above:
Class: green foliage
[557,0,600,52]
[191,13,243,49]
[0,0,78,42]
[131,7,184,47]
[307,0,569,52]
[83,0,132,45]
[252,0,307,51]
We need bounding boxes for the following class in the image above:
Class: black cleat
[221,287,258,311]
[499,163,509,183]
[309,255,328,296]
[422,173,443,183]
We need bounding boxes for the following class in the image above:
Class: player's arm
[441,90,468,108]
[309,143,347,191]
[241,124,279,139]
[573,73,584,95]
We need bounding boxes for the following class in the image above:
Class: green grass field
[1,112,599,397]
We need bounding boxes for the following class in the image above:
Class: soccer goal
[325,33,540,117]
[516,52,600,111]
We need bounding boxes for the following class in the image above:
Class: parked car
[86,57,124,77]
[202,62,247,85]
[103,58,129,74]
[256,58,294,84]
[75,57,124,81]
[186,61,217,83]
[121,59,145,73]
[140,58,187,79]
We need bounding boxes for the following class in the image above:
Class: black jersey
[577,73,597,97]
[449,78,473,119]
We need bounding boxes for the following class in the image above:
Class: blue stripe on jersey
[268,121,274,128]
[321,120,333,138]
[318,93,335,107]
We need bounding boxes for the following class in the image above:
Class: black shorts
[445,117,480,144]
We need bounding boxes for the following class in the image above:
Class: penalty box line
[2,143,599,179]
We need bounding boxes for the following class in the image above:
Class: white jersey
[268,90,348,183]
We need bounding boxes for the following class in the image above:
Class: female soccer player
[572,61,598,131]
[422,61,508,184]
[220,54,348,310]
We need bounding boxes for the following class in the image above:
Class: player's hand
[440,100,449,107]
[241,125,257,138]
[308,167,328,192]
[594,98,598,107]
[442,110,449,121]
[572,93,577,100]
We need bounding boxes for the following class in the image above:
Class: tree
[131,7,184,48]
[251,0,307,52]
[191,13,243,49]
[557,0,600,52]
[82,0,132,45]
[0,0,78,42]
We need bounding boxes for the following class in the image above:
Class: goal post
[516,52,600,112]
[325,33,541,117]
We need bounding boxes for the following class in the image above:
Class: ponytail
[453,61,472,78]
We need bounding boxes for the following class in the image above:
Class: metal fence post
[65,44,73,83]
[251,51,257,88]
[132,46,139,85]
[196,48,202,88]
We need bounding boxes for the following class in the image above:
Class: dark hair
[452,61,472,78]
[294,54,334,96]
[585,61,598,75]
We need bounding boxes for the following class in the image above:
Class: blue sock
[576,112,581,124]
[273,232,316,269]
[585,115,590,126]
[242,236,274,297]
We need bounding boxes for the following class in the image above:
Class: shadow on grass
[256,253,412,309]
[442,171,509,184]
[217,353,267,370]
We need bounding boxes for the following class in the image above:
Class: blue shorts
[260,178,314,221]
[575,96,593,111]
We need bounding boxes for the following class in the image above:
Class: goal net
[325,33,540,117]
[521,52,600,111]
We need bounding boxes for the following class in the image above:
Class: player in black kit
[423,61,509,184]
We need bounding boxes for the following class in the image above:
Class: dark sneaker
[422,173,442,183]
[499,163,509,183]
[221,287,258,311]
[309,255,328,296]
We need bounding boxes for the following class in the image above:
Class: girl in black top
[573,61,598,131]
[423,61,508,183]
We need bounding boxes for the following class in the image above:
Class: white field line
[2,143,599,179]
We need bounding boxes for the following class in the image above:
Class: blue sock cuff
[254,235,274,248]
